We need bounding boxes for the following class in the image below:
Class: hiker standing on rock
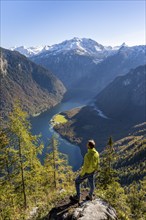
[70,139,99,202]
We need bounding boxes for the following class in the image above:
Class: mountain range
[28,38,145,100]
[0,47,66,117]
[10,37,123,58]
[29,38,121,91]
[10,45,50,57]
[3,38,146,118]
[74,44,146,95]
[10,38,146,101]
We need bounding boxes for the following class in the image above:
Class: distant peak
[72,37,82,41]
[121,42,128,47]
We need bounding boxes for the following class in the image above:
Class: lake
[30,98,89,171]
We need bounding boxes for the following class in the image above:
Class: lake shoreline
[30,99,87,170]
[31,101,62,118]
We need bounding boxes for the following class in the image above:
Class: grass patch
[51,114,68,126]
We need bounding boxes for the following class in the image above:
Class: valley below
[30,93,146,184]
[30,96,89,170]
[53,105,145,155]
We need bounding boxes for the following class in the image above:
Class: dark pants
[75,172,95,198]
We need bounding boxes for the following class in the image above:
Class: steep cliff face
[0,47,66,117]
[32,50,96,89]
[95,65,146,120]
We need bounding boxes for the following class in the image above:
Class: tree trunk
[19,138,27,209]
[52,137,57,189]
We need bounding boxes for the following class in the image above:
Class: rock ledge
[48,198,118,220]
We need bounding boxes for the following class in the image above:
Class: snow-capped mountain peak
[10,45,50,57]
[10,38,145,61]
[37,37,108,58]
[10,38,110,57]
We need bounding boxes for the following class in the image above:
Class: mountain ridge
[10,37,127,57]
[0,47,66,117]
[95,65,146,119]
[10,38,145,99]
[30,39,145,95]
[74,45,146,95]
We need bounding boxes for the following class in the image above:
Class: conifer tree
[7,102,43,209]
[98,136,117,189]
[95,137,131,219]
[44,134,73,191]
[0,121,18,219]
[0,126,10,181]
[127,179,146,219]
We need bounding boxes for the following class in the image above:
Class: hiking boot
[86,195,93,201]
[70,195,80,203]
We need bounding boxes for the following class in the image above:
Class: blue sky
[1,0,145,48]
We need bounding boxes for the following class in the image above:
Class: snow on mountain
[118,45,146,54]
[33,37,127,65]
[10,38,145,63]
[10,38,124,58]
[10,45,50,57]
[39,37,105,56]
[38,37,118,58]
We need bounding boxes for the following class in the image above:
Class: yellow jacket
[80,148,99,177]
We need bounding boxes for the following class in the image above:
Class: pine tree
[0,126,10,181]
[5,102,43,210]
[44,134,73,191]
[127,178,146,219]
[98,136,117,189]
[95,137,131,219]
[0,120,18,219]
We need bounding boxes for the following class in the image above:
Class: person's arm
[95,153,100,171]
[80,154,89,177]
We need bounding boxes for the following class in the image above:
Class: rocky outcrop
[48,198,118,220]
